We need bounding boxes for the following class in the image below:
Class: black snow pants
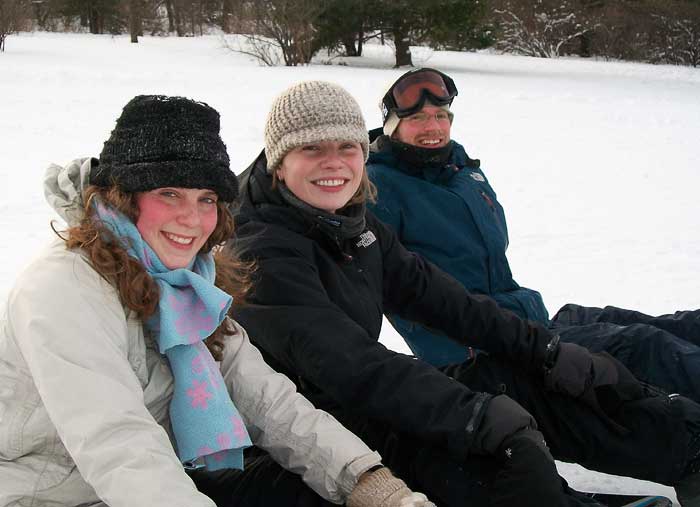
[553,305,700,402]
[190,351,700,507]
[188,452,336,507]
[331,353,699,507]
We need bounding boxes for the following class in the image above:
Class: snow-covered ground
[2,32,699,502]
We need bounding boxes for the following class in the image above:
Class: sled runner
[585,493,673,506]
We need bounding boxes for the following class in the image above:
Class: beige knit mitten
[347,467,436,507]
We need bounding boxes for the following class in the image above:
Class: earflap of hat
[383,112,401,137]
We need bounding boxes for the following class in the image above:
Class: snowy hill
[2,32,699,502]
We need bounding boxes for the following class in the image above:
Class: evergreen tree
[374,0,489,66]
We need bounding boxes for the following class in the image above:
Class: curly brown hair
[60,185,252,360]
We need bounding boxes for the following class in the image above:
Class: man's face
[393,104,452,149]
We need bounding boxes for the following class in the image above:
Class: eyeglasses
[382,68,458,122]
[404,110,454,125]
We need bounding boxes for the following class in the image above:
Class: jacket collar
[368,132,480,185]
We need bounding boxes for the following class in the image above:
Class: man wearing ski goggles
[368,69,700,507]
[378,68,458,154]
[369,67,536,365]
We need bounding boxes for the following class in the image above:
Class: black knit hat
[93,95,238,202]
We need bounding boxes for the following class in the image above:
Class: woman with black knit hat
[228,80,700,507]
[0,95,434,507]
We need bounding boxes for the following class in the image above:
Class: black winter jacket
[229,151,556,460]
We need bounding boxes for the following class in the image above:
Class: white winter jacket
[0,159,381,507]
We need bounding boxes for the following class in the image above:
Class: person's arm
[373,214,610,402]
[233,234,490,460]
[219,318,382,504]
[371,213,554,370]
[6,246,213,507]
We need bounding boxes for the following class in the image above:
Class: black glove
[542,336,619,398]
[471,394,539,456]
[471,396,570,506]
[473,396,565,506]
[491,428,568,507]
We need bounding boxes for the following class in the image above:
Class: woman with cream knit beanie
[226,81,694,507]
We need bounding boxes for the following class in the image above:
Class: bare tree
[225,0,322,66]
[0,0,30,52]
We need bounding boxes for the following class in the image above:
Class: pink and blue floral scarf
[94,198,252,470]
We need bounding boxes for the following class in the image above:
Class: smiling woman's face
[276,140,364,213]
[135,187,218,269]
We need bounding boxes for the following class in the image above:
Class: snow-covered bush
[493,0,598,58]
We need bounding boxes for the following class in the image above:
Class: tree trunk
[129,0,140,43]
[164,0,175,32]
[190,6,195,36]
[357,28,364,56]
[87,0,98,34]
[393,27,412,67]
[578,32,591,57]
[81,0,90,28]
[198,0,203,35]
[342,36,358,56]
[174,0,184,36]
[89,11,99,34]
[221,0,232,33]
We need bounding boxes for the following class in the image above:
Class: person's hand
[492,428,567,507]
[471,394,539,456]
[471,396,566,506]
[398,492,435,507]
[543,340,618,398]
[347,467,436,507]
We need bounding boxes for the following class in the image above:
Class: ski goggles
[381,68,458,122]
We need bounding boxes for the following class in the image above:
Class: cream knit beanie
[264,81,369,173]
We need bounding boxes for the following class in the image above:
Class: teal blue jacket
[367,135,549,366]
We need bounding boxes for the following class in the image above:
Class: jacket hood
[236,150,286,213]
[44,157,96,227]
[234,149,301,232]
